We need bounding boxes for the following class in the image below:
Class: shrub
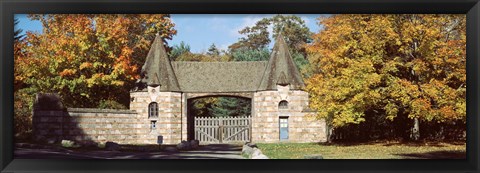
[98,100,127,109]
[14,89,35,142]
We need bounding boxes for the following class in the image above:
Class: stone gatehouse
[33,34,327,145]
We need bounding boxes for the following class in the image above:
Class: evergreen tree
[207,43,220,56]
[14,17,24,41]
[231,47,270,61]
[169,41,190,61]
[209,97,251,117]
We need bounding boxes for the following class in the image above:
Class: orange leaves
[305,14,466,127]
[59,69,77,77]
[16,14,177,108]
[79,62,93,70]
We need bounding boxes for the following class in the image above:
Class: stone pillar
[181,93,188,141]
[252,85,327,143]
[129,90,182,144]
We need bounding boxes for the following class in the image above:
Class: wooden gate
[194,116,251,143]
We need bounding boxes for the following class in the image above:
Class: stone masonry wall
[252,85,327,143]
[130,89,183,144]
[33,108,144,145]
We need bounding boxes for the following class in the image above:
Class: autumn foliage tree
[15,14,177,109]
[305,14,466,141]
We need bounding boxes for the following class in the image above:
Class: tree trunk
[326,124,333,143]
[411,118,420,141]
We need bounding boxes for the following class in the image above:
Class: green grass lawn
[257,141,466,159]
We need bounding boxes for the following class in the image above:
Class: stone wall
[130,89,183,144]
[33,86,326,145]
[252,85,327,143]
[33,108,145,145]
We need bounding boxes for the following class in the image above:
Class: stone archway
[128,34,327,145]
[185,93,253,143]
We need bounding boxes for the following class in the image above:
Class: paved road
[15,144,244,159]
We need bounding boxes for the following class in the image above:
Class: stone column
[181,93,188,141]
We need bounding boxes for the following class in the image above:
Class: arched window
[149,102,158,118]
[278,100,288,110]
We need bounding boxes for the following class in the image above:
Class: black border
[1,0,479,173]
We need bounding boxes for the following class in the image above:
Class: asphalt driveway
[14,144,244,159]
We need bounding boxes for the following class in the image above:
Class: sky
[15,14,323,53]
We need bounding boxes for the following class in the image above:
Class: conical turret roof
[257,34,305,90]
[134,34,181,92]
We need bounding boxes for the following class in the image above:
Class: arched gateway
[32,34,326,145]
[129,34,327,144]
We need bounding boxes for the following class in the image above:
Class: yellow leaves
[439,106,456,120]
[305,14,466,127]
[59,69,77,77]
[79,62,93,70]
[411,98,431,117]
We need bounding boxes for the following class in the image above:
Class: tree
[175,52,230,62]
[14,17,24,41]
[229,15,313,75]
[305,14,466,141]
[208,97,251,117]
[169,41,191,61]
[15,14,177,108]
[229,14,312,55]
[231,47,270,61]
[207,43,220,56]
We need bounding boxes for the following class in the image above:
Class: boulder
[189,140,199,149]
[245,142,257,148]
[105,141,120,151]
[176,140,191,150]
[242,145,254,156]
[97,142,106,149]
[61,140,75,148]
[250,148,263,159]
[252,154,269,159]
[82,141,97,148]
[164,146,178,152]
[47,138,57,144]
[304,154,324,159]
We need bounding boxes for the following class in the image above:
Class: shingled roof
[135,34,305,92]
[257,34,305,90]
[135,35,181,92]
[172,61,267,92]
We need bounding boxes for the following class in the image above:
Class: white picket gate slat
[194,116,251,144]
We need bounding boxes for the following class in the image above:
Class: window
[151,121,157,130]
[149,102,158,118]
[278,100,288,110]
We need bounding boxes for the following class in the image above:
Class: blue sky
[16,14,323,53]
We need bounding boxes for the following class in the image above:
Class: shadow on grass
[313,140,465,147]
[395,150,466,159]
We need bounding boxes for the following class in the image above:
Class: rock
[34,136,46,143]
[242,145,254,156]
[47,138,57,144]
[252,154,269,159]
[83,141,97,148]
[164,146,178,152]
[245,142,257,148]
[61,140,75,148]
[97,142,106,149]
[250,148,263,159]
[176,140,191,150]
[105,141,120,151]
[304,154,324,159]
[189,140,199,149]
